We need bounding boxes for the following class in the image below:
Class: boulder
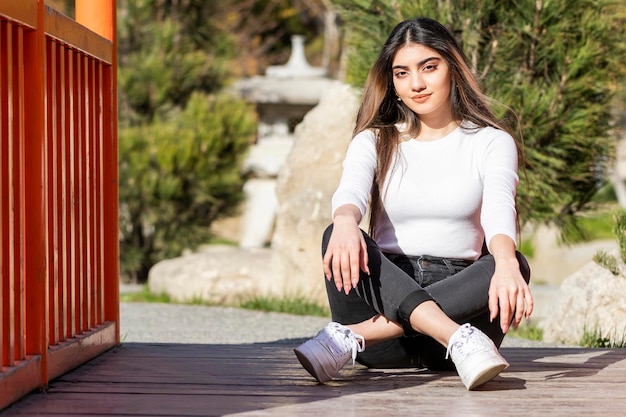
[148,245,273,304]
[269,84,360,305]
[542,254,626,345]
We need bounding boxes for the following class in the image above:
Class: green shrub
[118,92,255,282]
[613,209,626,262]
[579,325,626,348]
[508,323,543,341]
[593,250,621,275]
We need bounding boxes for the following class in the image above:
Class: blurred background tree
[114,0,337,282]
[333,0,626,242]
[116,0,247,282]
[118,93,255,282]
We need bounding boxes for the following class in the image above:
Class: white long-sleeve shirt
[331,123,518,260]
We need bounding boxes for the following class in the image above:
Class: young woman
[294,17,533,390]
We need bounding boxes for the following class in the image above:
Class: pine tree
[332,0,626,240]
[118,93,255,282]
[117,1,256,282]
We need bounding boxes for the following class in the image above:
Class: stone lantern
[234,35,339,248]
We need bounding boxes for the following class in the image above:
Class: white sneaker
[446,323,509,390]
[294,322,365,383]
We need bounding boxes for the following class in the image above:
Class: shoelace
[347,331,366,365]
[330,323,365,365]
[445,323,472,360]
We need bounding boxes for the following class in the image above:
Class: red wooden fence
[0,0,118,409]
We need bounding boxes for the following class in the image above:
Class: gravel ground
[120,302,330,345]
[119,301,557,348]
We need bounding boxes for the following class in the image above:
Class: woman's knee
[321,224,334,256]
[516,251,531,283]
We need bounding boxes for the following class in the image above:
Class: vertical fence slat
[58,43,69,342]
[13,22,25,364]
[46,38,59,346]
[67,47,77,339]
[3,19,16,368]
[77,54,85,334]
[0,18,5,370]
[0,19,10,369]
[95,62,105,324]
[85,56,93,330]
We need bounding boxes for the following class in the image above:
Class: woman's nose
[411,74,426,91]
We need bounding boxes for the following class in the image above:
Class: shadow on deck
[2,341,626,416]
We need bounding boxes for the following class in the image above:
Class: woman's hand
[323,205,370,294]
[487,235,534,333]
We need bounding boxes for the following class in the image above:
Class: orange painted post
[22,0,48,385]
[0,2,45,408]
[97,0,120,342]
[75,0,114,41]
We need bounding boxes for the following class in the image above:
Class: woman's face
[391,43,452,121]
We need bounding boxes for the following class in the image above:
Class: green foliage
[580,325,626,348]
[240,296,330,317]
[118,93,255,282]
[118,0,235,125]
[120,286,330,317]
[508,323,543,342]
[593,250,620,276]
[518,238,535,259]
[614,209,626,262]
[120,285,172,304]
[562,209,619,243]
[332,0,626,236]
[116,1,264,282]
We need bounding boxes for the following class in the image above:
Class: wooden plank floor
[1,342,625,416]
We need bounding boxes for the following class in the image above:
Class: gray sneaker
[294,322,365,383]
[446,323,509,390]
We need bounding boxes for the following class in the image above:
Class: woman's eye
[394,71,408,78]
[422,60,441,72]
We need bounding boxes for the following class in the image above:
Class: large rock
[148,245,273,304]
[542,254,626,345]
[270,83,360,305]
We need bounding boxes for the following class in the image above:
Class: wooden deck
[1,342,625,416]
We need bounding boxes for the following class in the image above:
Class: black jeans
[322,224,531,370]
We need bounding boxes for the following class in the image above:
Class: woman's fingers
[524,287,534,318]
[492,284,534,333]
[323,230,368,294]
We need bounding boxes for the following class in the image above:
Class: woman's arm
[488,234,534,333]
[324,131,377,294]
[323,204,370,295]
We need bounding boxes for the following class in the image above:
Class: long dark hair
[353,17,520,237]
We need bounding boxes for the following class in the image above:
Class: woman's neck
[415,118,460,142]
